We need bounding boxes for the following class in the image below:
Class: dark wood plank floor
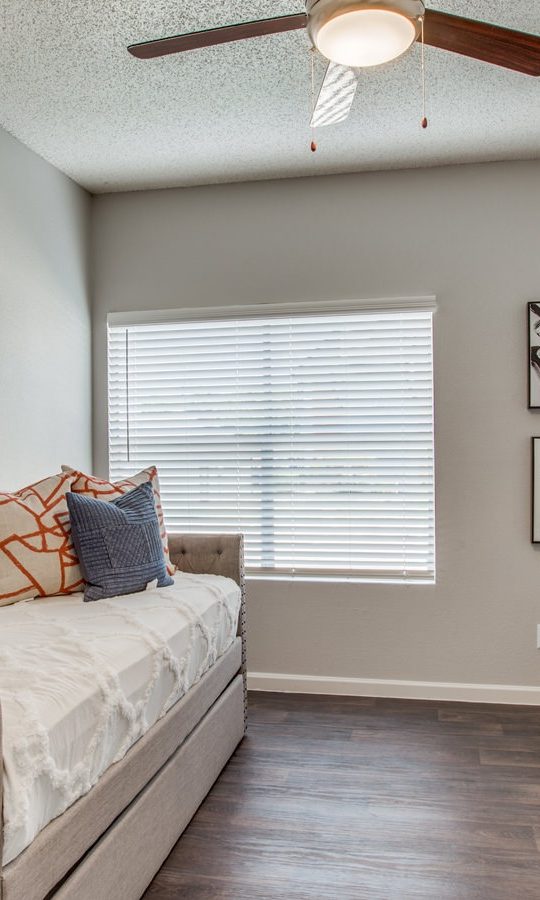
[144,691,540,899]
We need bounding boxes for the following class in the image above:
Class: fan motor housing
[306,0,426,54]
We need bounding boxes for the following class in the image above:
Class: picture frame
[532,438,540,544]
[528,302,540,408]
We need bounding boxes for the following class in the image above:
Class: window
[108,302,435,581]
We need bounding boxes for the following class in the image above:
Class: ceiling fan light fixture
[318,9,415,66]
[307,0,425,68]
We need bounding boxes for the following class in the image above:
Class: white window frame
[107,296,436,585]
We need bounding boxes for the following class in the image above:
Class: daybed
[0,533,247,900]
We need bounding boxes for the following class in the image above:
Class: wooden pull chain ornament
[310,47,317,151]
[421,17,428,129]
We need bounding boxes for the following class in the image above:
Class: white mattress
[0,573,241,865]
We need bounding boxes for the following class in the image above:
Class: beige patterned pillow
[0,472,83,606]
[62,465,175,576]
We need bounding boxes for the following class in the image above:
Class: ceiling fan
[128,1,540,129]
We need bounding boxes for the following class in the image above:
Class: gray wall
[0,126,92,487]
[92,160,540,687]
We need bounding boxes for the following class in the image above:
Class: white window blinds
[108,306,435,581]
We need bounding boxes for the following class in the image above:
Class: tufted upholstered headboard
[167,533,246,729]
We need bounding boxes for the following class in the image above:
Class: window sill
[246,573,436,586]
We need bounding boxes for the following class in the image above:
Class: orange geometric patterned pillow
[62,465,175,576]
[0,472,84,606]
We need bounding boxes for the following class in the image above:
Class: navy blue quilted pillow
[66,482,174,602]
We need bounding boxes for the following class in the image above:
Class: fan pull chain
[310,47,317,152]
[421,16,428,128]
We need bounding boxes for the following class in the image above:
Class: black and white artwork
[532,438,540,543]
[529,303,540,408]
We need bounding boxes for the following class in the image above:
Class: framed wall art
[528,303,540,408]
[532,438,540,543]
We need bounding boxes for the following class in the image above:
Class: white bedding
[0,573,241,865]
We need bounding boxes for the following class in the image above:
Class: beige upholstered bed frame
[0,534,247,900]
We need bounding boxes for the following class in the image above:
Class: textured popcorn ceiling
[0,1,538,193]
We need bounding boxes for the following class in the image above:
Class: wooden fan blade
[423,9,540,76]
[128,13,308,59]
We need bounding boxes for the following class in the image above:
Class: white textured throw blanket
[0,574,241,865]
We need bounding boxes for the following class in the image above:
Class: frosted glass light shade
[316,8,417,67]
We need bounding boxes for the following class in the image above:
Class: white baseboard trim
[247,672,540,705]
